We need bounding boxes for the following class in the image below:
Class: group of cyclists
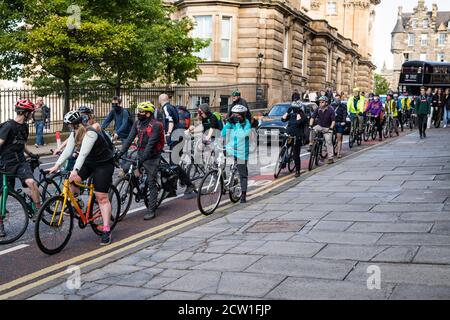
[0,91,253,247]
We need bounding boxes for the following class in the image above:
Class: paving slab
[413,246,450,264]
[163,270,222,294]
[89,285,161,300]
[389,284,450,300]
[314,244,388,261]
[347,222,433,233]
[191,254,262,272]
[217,272,285,298]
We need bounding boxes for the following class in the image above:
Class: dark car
[257,102,317,145]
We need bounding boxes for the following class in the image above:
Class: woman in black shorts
[48,107,114,245]
[332,94,348,159]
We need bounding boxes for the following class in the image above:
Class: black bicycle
[308,131,328,171]
[363,114,378,141]
[274,133,296,179]
[349,115,362,148]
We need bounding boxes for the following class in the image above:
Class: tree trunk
[63,78,71,132]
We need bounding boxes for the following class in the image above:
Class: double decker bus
[398,60,450,95]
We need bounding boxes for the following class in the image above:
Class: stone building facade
[172,0,378,107]
[391,0,450,91]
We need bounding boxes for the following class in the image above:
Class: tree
[374,73,390,95]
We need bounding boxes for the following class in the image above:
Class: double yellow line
[0,173,294,300]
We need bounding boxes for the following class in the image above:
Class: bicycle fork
[0,175,8,220]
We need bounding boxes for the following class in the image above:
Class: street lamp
[257,53,264,84]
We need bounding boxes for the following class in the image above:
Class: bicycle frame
[50,178,97,227]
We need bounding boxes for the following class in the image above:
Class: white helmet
[231,104,247,113]
[64,110,82,125]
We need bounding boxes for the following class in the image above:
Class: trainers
[34,144,39,148]
[295,171,301,178]
[307,145,312,152]
[327,159,334,165]
[144,211,156,220]
[167,190,177,198]
[0,223,5,238]
[423,132,427,138]
[100,231,112,246]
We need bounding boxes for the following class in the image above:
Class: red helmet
[15,99,36,112]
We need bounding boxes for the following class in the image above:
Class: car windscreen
[268,104,290,117]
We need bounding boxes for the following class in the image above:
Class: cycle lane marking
[0,172,295,298]
[0,245,29,257]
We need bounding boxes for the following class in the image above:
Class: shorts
[78,160,114,193]
[335,123,346,135]
[1,161,34,188]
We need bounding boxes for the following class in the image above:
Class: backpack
[0,120,16,156]
[139,120,165,154]
[213,112,224,130]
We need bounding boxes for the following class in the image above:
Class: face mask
[112,104,121,111]
[374,98,379,102]
[81,115,90,126]
[137,114,147,121]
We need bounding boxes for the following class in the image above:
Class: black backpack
[0,120,13,156]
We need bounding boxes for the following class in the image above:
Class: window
[302,43,307,76]
[408,34,415,46]
[420,53,427,61]
[423,19,428,29]
[191,95,210,109]
[421,34,428,46]
[412,20,417,28]
[327,1,337,14]
[221,17,231,62]
[283,28,290,69]
[193,16,212,61]
[437,53,445,62]
[439,33,446,46]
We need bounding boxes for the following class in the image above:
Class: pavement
[27,128,450,300]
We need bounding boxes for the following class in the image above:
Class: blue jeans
[35,121,45,145]
[444,108,449,126]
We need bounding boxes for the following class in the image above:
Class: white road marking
[0,244,29,257]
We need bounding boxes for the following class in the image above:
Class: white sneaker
[444,124,447,128]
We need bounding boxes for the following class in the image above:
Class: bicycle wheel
[0,191,29,245]
[38,176,61,204]
[319,142,328,160]
[34,195,74,255]
[371,125,377,141]
[287,146,296,173]
[89,185,121,236]
[363,123,370,141]
[197,169,223,215]
[114,175,133,221]
[228,168,242,203]
[274,146,286,179]
[308,146,317,171]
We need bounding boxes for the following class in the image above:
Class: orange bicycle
[34,173,121,255]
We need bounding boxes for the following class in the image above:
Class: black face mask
[137,114,147,121]
[112,104,122,111]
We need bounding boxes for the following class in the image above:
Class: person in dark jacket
[332,94,348,158]
[416,87,432,139]
[228,90,252,122]
[281,106,308,177]
[431,88,445,128]
[292,89,301,102]
[101,96,132,142]
[444,88,450,128]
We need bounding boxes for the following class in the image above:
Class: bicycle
[274,133,296,179]
[363,114,378,141]
[197,149,242,216]
[349,115,362,149]
[34,173,121,255]
[308,130,328,171]
[114,154,165,220]
[0,157,61,244]
[383,113,395,138]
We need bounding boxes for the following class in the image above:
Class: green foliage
[374,73,390,95]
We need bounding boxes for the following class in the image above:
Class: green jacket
[415,95,431,115]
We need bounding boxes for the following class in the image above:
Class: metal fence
[0,83,269,134]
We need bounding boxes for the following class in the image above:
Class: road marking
[0,172,294,299]
[0,245,29,257]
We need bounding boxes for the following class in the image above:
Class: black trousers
[418,114,427,136]
[235,161,248,193]
[292,137,302,172]
[375,117,383,139]
[398,111,404,131]
[142,156,161,213]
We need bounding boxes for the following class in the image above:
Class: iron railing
[0,83,269,134]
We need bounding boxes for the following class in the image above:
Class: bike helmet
[64,110,82,125]
[231,90,241,97]
[318,96,329,103]
[15,99,36,113]
[231,104,247,113]
[78,105,94,114]
[137,101,155,113]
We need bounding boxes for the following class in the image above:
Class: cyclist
[158,94,180,148]
[48,109,115,246]
[228,90,252,123]
[399,91,412,131]
[281,104,308,177]
[119,102,196,220]
[366,94,384,141]
[198,103,222,144]
[101,96,132,142]
[177,105,191,130]
[309,96,336,164]
[332,94,347,158]
[347,88,365,137]
[385,93,399,136]
[222,104,251,203]
[0,99,41,237]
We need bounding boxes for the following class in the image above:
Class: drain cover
[244,220,308,233]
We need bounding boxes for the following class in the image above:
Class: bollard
[56,131,61,148]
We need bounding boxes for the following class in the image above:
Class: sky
[374,0,450,71]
